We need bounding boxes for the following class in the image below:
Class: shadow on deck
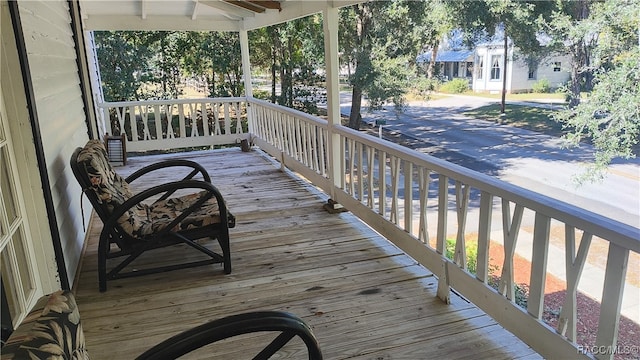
[73,148,541,359]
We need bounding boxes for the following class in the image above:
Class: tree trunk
[348,85,364,129]
[427,40,440,79]
[568,0,591,108]
[271,49,277,103]
[347,3,372,130]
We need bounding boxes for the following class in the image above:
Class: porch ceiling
[79,0,364,32]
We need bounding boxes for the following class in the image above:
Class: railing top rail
[332,121,640,253]
[99,97,248,108]
[248,98,329,128]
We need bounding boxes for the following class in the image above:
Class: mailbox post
[375,119,387,138]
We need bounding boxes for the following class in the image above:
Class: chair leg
[98,234,110,292]
[219,232,232,274]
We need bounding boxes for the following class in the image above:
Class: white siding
[473,47,511,93]
[535,55,572,88]
[473,44,571,93]
[18,0,90,284]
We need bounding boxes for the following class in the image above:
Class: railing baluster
[276,110,285,151]
[499,200,524,301]
[348,139,355,196]
[436,175,448,255]
[212,102,220,135]
[558,226,592,341]
[189,102,199,137]
[312,125,320,172]
[404,161,414,235]
[200,101,210,136]
[340,136,346,190]
[594,243,629,360]
[178,104,186,138]
[113,106,126,137]
[223,101,231,135]
[285,115,293,157]
[357,142,364,201]
[378,150,387,216]
[234,101,242,134]
[418,167,431,245]
[165,104,175,139]
[130,106,140,141]
[140,107,151,140]
[153,105,162,140]
[318,128,327,176]
[454,181,470,269]
[390,156,400,224]
[366,146,374,208]
[528,212,551,319]
[476,191,493,283]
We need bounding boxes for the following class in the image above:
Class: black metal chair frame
[136,311,323,360]
[71,147,234,292]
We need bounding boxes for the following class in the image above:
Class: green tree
[94,31,153,101]
[182,32,244,97]
[538,0,598,107]
[341,1,429,129]
[249,16,324,110]
[554,0,640,183]
[422,1,456,79]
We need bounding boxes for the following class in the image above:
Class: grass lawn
[462,104,566,137]
[461,91,567,102]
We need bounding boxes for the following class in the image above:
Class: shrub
[445,238,529,308]
[445,238,477,274]
[439,78,469,94]
[532,78,551,93]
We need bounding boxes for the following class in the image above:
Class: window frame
[490,55,501,81]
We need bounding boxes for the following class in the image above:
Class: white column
[323,5,341,200]
[239,29,254,135]
[84,30,106,138]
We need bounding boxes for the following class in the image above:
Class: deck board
[73,148,540,359]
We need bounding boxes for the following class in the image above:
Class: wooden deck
[73,148,541,359]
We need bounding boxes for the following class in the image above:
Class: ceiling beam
[224,1,266,13]
[83,15,242,31]
[199,0,254,19]
[249,1,281,11]
[141,0,147,19]
[192,0,200,20]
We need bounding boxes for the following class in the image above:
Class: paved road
[341,94,640,229]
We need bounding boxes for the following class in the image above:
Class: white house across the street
[417,39,572,94]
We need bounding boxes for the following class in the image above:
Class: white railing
[248,97,639,360]
[97,96,637,359]
[98,98,250,152]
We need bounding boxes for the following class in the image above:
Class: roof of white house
[416,49,474,63]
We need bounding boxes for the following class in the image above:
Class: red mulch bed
[488,241,640,360]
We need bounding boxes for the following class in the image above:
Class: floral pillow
[1,290,89,359]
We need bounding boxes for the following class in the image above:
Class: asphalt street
[340,94,640,229]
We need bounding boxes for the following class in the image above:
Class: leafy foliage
[340,1,431,129]
[553,0,640,183]
[531,78,551,93]
[94,31,153,101]
[439,78,470,94]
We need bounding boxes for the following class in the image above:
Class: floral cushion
[76,139,223,240]
[1,290,89,359]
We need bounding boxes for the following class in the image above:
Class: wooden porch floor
[73,148,541,359]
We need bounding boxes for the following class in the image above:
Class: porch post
[239,29,254,134]
[323,5,341,201]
